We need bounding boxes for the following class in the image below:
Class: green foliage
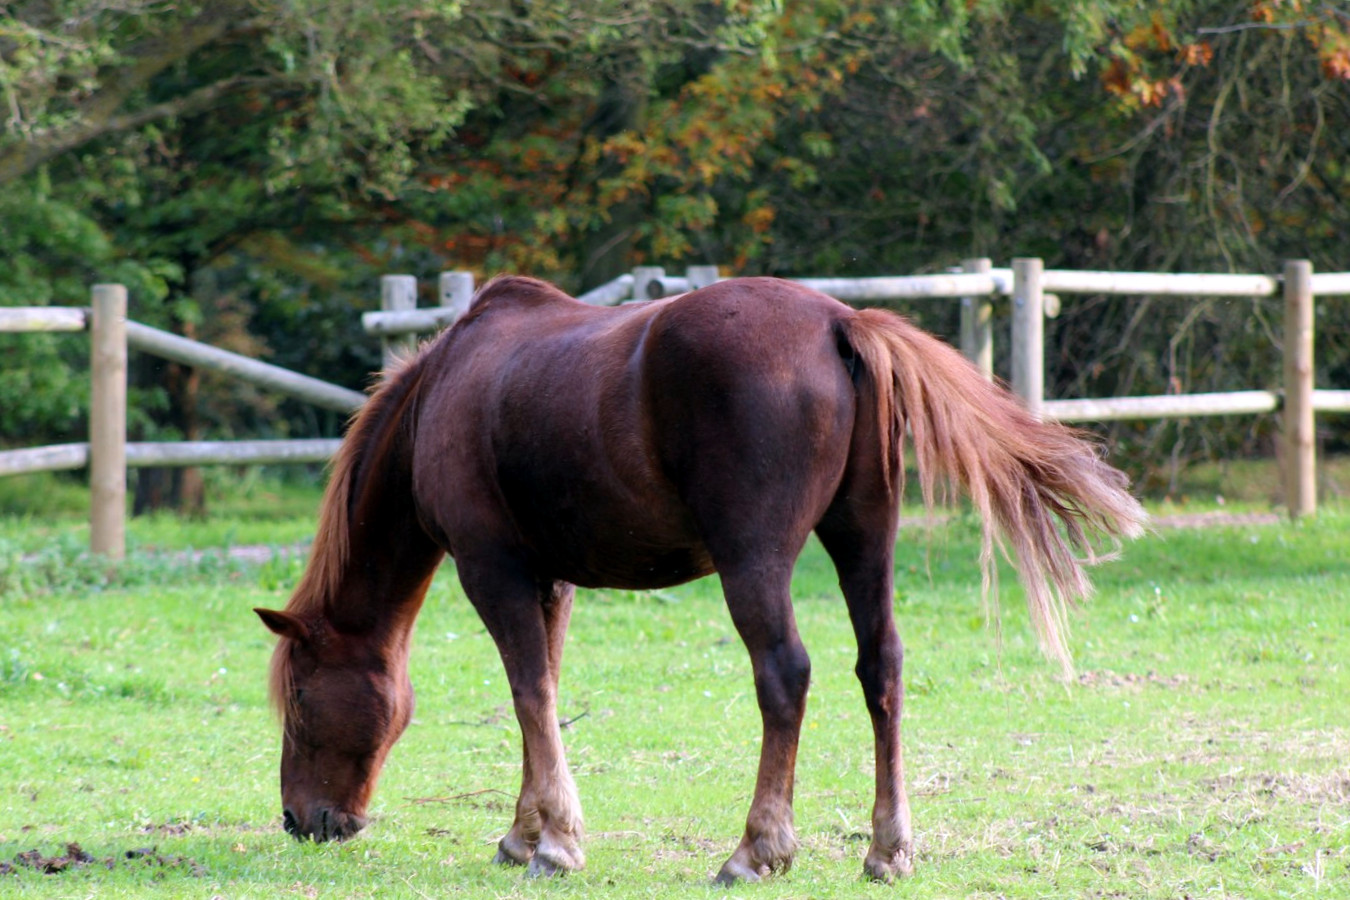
[4,0,1350,481]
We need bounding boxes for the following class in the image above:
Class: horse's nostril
[282,808,299,837]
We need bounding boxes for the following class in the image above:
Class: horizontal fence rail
[3,287,366,557]
[126,321,365,413]
[362,305,462,337]
[0,443,91,475]
[125,439,341,467]
[1038,270,1279,297]
[1043,391,1281,423]
[792,272,1004,301]
[0,306,88,332]
[1308,273,1350,296]
[1314,390,1350,413]
[353,259,1345,520]
[577,274,636,306]
[6,257,1350,558]
[0,439,342,476]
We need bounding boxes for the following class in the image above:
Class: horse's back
[412,277,859,587]
[639,280,859,566]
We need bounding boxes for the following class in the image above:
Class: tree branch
[0,2,255,184]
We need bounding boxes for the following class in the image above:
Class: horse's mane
[268,276,568,717]
[266,349,429,717]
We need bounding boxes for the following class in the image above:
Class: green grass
[1,488,1348,897]
[0,470,324,554]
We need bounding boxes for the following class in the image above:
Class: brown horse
[255,275,1145,882]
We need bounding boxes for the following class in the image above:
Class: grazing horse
[256,276,1145,882]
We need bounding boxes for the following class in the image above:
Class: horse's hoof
[492,834,533,867]
[862,850,914,883]
[526,851,578,878]
[492,847,525,866]
[524,837,584,878]
[713,858,769,885]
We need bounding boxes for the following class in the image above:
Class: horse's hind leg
[816,516,915,882]
[458,561,583,876]
[713,562,812,884]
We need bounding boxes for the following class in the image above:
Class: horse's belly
[509,497,715,590]
[561,543,716,591]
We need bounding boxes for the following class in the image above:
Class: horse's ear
[255,608,309,643]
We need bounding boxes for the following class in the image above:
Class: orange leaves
[1249,0,1303,26]
[742,204,775,235]
[1124,14,1172,54]
[1101,58,1183,109]
[1244,0,1350,81]
[1324,47,1350,80]
[1177,41,1213,67]
[1315,22,1350,80]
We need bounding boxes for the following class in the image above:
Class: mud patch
[1077,670,1191,691]
[0,842,205,877]
[1203,771,1350,805]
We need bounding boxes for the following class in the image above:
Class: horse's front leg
[461,566,584,876]
[715,565,811,884]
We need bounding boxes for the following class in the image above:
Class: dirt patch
[0,842,204,877]
[1077,670,1191,690]
[1203,771,1350,805]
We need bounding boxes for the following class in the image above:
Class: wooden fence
[0,287,362,558]
[4,257,1348,558]
[363,258,1350,521]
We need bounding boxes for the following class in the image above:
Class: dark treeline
[2,1,1348,509]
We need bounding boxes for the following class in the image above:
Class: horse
[255,275,1145,883]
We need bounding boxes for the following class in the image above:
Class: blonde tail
[841,309,1147,675]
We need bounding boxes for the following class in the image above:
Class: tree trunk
[132,323,205,517]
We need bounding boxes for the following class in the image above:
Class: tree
[4,0,1350,507]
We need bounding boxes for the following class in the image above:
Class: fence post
[631,266,665,302]
[1283,259,1315,519]
[439,271,475,321]
[90,284,127,560]
[1011,257,1045,417]
[380,275,418,367]
[960,257,994,381]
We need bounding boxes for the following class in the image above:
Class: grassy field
[0,478,1347,898]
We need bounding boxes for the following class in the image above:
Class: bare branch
[0,74,272,183]
[1197,21,1314,36]
[0,1,255,184]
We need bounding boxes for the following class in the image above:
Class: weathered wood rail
[1,288,362,558]
[361,258,1349,520]
[4,257,1347,559]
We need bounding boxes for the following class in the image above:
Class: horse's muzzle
[283,806,368,842]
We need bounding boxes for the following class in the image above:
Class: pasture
[0,482,1347,898]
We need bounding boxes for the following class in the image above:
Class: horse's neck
[326,484,441,638]
[324,392,446,639]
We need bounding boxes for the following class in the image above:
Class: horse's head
[254,608,415,842]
